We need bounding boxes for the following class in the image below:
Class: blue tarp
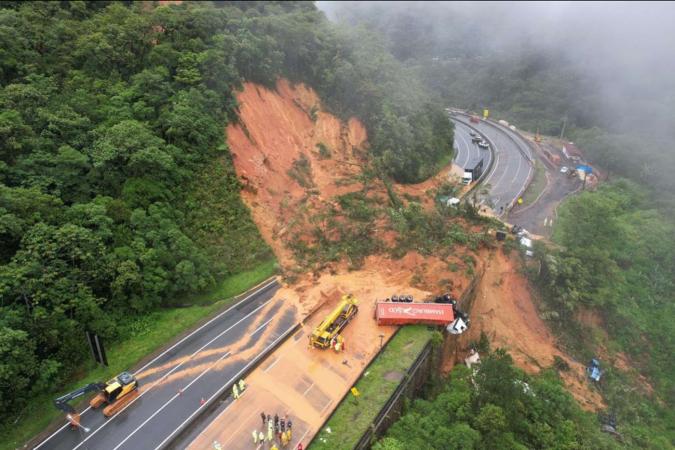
[576,165,593,174]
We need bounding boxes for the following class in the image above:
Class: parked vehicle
[560,166,569,174]
[462,157,484,185]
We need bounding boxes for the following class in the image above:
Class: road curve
[34,279,296,450]
[452,113,533,215]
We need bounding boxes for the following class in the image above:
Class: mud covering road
[33,280,301,450]
[183,277,431,450]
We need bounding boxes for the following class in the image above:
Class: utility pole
[559,115,568,141]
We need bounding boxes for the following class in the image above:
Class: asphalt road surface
[452,114,533,215]
[452,119,492,174]
[508,165,582,236]
[34,279,297,450]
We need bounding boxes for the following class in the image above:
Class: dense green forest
[0,0,451,426]
[326,2,675,212]
[374,349,622,450]
[532,180,675,447]
[327,4,675,447]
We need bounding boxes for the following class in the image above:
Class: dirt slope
[464,250,605,410]
[227,79,368,267]
[224,79,603,415]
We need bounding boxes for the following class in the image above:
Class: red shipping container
[375,302,455,326]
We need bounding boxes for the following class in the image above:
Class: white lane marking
[455,128,471,168]
[250,317,274,337]
[34,278,278,449]
[263,356,281,373]
[111,349,234,450]
[482,137,501,186]
[294,427,311,450]
[302,382,315,397]
[70,299,276,450]
[152,324,297,450]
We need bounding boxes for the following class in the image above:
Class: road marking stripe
[294,427,311,450]
[302,382,315,397]
[34,278,278,449]
[70,299,276,450]
[152,324,297,450]
[263,356,281,373]
[111,349,234,450]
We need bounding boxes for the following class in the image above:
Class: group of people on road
[252,412,301,449]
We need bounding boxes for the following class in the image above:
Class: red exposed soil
[462,250,605,410]
[224,78,606,419]
[227,79,368,267]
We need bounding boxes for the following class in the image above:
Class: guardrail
[453,111,535,213]
[449,117,497,206]
[352,341,434,450]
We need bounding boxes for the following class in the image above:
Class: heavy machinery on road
[54,372,140,428]
[310,294,358,349]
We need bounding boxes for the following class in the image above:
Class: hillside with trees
[0,0,451,433]
[326,1,675,212]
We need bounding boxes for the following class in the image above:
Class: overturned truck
[375,299,469,334]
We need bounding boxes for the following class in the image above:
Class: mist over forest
[319,1,675,206]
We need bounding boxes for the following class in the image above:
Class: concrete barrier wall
[350,267,486,449]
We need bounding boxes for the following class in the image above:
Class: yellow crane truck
[310,294,358,349]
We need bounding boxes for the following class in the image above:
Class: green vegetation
[330,3,675,215]
[374,348,620,450]
[0,260,276,450]
[0,0,454,434]
[287,153,315,188]
[316,142,332,159]
[309,326,433,450]
[289,181,494,270]
[531,180,675,448]
[517,160,547,208]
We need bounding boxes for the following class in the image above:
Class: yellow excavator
[54,371,140,429]
[310,294,358,349]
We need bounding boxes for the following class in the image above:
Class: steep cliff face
[226,79,368,267]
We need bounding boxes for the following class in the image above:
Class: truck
[375,302,454,326]
[310,294,358,349]
[462,157,484,185]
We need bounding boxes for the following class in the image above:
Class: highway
[453,119,491,172]
[34,279,297,450]
[451,113,533,215]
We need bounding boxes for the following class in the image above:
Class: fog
[317,1,675,138]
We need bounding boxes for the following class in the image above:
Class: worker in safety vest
[258,431,265,444]
[267,417,274,441]
[232,383,239,399]
[252,430,258,444]
[238,378,246,392]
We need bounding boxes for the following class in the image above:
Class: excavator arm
[54,383,104,414]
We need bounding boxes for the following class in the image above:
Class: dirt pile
[226,79,368,267]
[463,250,605,410]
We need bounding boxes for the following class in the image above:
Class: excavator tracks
[102,389,140,417]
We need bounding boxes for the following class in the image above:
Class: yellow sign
[483,109,489,119]
[517,197,523,205]
[351,387,360,397]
